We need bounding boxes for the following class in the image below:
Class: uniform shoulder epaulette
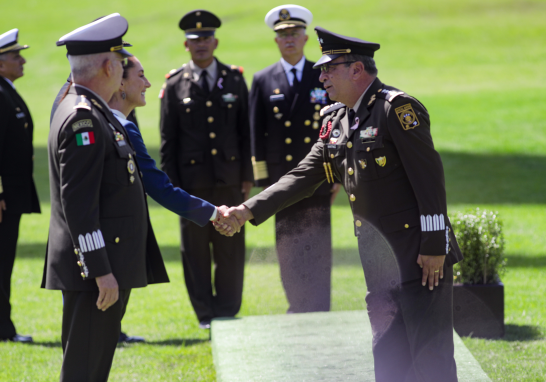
[376,88,405,103]
[165,64,186,79]
[73,95,92,111]
[319,102,344,117]
[230,64,244,74]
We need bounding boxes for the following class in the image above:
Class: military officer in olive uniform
[159,10,252,329]
[249,5,337,313]
[219,27,463,382]
[0,29,40,343]
[44,15,169,381]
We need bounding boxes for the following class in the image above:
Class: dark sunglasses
[320,61,356,73]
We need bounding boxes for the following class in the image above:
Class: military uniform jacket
[245,78,463,281]
[0,76,40,214]
[159,58,253,191]
[43,85,169,291]
[249,59,331,196]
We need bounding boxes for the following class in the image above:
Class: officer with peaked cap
[159,9,252,329]
[218,26,463,382]
[44,13,168,381]
[0,28,40,343]
[249,5,339,314]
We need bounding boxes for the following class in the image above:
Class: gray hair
[68,52,114,82]
[345,54,378,76]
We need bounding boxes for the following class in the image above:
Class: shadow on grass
[505,255,546,268]
[144,338,209,347]
[501,324,544,342]
[27,341,62,348]
[31,147,546,206]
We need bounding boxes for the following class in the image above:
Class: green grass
[2,0,546,380]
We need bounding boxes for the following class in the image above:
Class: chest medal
[375,156,386,167]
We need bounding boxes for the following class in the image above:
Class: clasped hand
[213,205,253,237]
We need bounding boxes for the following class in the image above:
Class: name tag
[16,112,25,119]
[270,94,285,102]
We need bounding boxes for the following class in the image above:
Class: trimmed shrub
[451,208,507,284]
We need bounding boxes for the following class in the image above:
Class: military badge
[329,138,338,144]
[183,98,192,104]
[72,119,93,132]
[127,159,136,174]
[375,156,386,167]
[395,103,420,130]
[275,113,283,120]
[360,127,378,140]
[368,94,376,106]
[274,88,280,94]
[309,88,328,104]
[74,95,91,111]
[222,93,237,102]
[332,129,341,138]
[270,94,285,101]
[115,131,126,147]
[359,159,367,169]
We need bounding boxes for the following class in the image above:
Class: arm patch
[395,103,420,130]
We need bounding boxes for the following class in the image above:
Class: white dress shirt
[189,59,218,92]
[280,56,306,86]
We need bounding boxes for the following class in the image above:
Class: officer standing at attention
[44,14,169,381]
[0,29,40,343]
[218,27,463,382]
[249,5,338,313]
[159,10,252,329]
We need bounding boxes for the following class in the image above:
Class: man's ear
[184,40,189,52]
[352,61,365,80]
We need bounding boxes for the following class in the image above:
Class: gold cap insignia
[196,22,202,29]
[279,9,290,20]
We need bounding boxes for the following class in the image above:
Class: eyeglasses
[320,61,356,73]
[277,31,302,39]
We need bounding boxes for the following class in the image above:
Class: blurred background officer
[248,5,338,313]
[159,10,252,329]
[0,29,40,343]
[45,14,169,381]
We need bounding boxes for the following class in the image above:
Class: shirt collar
[2,77,15,89]
[72,84,111,109]
[280,56,306,74]
[111,109,127,121]
[189,58,217,78]
[352,80,374,114]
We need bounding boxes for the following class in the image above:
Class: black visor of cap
[57,37,132,57]
[313,26,380,68]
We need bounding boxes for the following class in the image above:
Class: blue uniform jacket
[115,114,215,227]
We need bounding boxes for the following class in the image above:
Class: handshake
[213,205,255,237]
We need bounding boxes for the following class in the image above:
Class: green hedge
[451,208,507,284]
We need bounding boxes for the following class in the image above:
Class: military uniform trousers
[275,195,331,313]
[0,211,22,339]
[356,220,457,382]
[180,186,245,322]
[60,289,131,382]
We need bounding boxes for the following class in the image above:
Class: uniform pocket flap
[326,144,346,158]
[223,149,240,162]
[100,216,134,244]
[181,151,204,165]
[380,207,420,233]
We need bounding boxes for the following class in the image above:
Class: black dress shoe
[118,331,145,343]
[10,334,33,343]
[198,321,211,330]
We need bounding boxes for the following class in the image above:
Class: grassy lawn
[2,0,546,380]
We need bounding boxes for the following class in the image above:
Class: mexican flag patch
[76,131,95,146]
